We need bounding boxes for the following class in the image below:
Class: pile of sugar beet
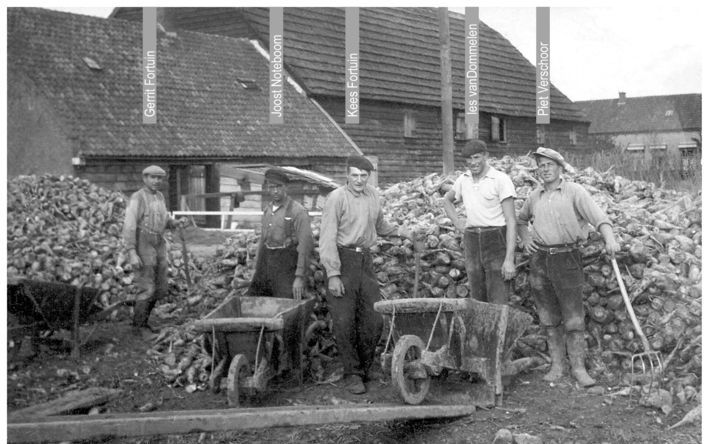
[6,155,701,398]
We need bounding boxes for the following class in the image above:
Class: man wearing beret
[319,154,411,394]
[443,139,517,305]
[123,165,182,333]
[518,147,620,387]
[249,168,314,300]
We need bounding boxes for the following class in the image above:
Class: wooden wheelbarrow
[194,296,315,407]
[7,278,130,359]
[374,297,533,406]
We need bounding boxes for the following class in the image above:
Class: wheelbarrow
[374,297,533,406]
[193,295,315,407]
[7,278,130,359]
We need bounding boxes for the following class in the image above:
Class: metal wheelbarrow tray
[374,298,532,405]
[193,296,315,407]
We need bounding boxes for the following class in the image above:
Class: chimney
[618,92,626,106]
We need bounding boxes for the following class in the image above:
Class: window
[455,112,474,140]
[665,110,674,117]
[626,143,645,153]
[569,128,577,146]
[404,111,416,138]
[649,144,667,151]
[82,56,102,71]
[679,143,699,176]
[536,126,546,145]
[490,116,507,142]
[236,78,259,90]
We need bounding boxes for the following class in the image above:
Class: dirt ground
[6,229,701,443]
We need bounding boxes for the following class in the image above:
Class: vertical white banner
[536,7,550,124]
[270,8,284,124]
[464,7,479,138]
[345,8,360,124]
[142,7,157,124]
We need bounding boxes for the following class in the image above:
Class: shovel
[611,257,663,383]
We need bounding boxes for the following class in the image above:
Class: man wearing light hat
[249,168,314,300]
[320,154,412,394]
[518,147,620,387]
[443,139,517,305]
[123,165,181,333]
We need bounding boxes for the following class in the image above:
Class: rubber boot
[543,326,566,382]
[132,300,150,328]
[567,331,596,387]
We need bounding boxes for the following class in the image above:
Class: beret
[346,154,374,172]
[142,165,166,176]
[264,168,290,185]
[461,139,488,157]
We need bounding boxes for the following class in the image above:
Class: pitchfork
[611,257,663,386]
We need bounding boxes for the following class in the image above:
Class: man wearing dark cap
[319,154,411,394]
[518,147,620,387]
[123,165,182,333]
[249,168,314,300]
[442,139,517,305]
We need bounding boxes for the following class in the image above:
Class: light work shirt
[261,197,313,277]
[319,184,397,277]
[452,166,516,227]
[122,187,169,250]
[518,178,612,245]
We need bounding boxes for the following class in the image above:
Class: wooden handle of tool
[611,258,651,352]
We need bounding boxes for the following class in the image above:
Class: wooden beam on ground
[8,403,476,443]
[8,388,122,421]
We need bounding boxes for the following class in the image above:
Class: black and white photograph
[3,3,704,443]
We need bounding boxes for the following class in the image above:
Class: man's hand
[501,258,516,280]
[128,250,143,269]
[453,218,466,232]
[605,238,621,257]
[521,237,540,255]
[292,276,305,301]
[328,276,345,298]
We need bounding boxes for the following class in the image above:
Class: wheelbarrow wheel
[227,354,249,407]
[391,335,430,405]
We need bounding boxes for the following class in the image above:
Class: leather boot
[567,331,596,387]
[543,326,566,382]
[132,300,151,328]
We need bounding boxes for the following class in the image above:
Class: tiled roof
[111,7,588,122]
[576,93,702,134]
[8,8,357,159]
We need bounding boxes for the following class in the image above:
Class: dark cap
[461,139,488,157]
[142,165,166,176]
[264,168,290,185]
[346,154,374,172]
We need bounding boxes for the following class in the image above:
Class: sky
[37,2,704,102]
[29,0,708,101]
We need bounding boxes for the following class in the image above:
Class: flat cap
[142,165,166,176]
[532,147,576,173]
[264,168,290,185]
[461,139,488,157]
[346,154,374,172]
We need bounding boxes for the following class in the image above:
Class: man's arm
[516,196,539,254]
[500,197,517,280]
[293,206,314,277]
[573,186,619,255]
[122,193,143,268]
[443,189,465,231]
[319,192,342,278]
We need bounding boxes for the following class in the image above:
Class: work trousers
[528,249,586,332]
[327,247,383,379]
[249,244,298,298]
[135,230,168,304]
[463,227,510,304]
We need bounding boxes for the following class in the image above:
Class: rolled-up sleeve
[375,206,397,237]
[517,196,532,224]
[573,185,612,230]
[122,193,141,250]
[294,206,314,277]
[319,192,342,278]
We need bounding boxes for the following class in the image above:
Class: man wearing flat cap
[123,165,182,333]
[518,147,620,387]
[249,168,314,300]
[443,139,517,305]
[319,154,412,395]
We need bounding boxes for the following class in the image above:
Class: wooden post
[438,7,455,175]
[71,286,82,359]
[204,164,221,228]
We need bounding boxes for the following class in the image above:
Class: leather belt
[339,245,370,254]
[465,226,504,234]
[537,244,577,255]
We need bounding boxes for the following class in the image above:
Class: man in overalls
[248,169,314,300]
[123,165,181,333]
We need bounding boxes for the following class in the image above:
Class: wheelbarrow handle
[611,258,652,353]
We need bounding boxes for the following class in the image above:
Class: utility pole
[438,7,455,175]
